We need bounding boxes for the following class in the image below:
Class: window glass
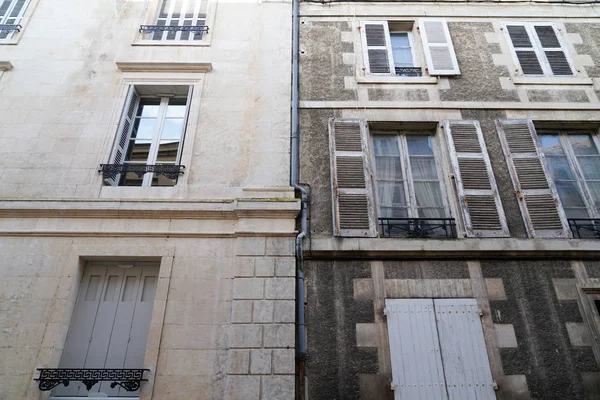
[390,32,414,68]
[373,136,407,219]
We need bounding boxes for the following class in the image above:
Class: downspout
[291,0,308,397]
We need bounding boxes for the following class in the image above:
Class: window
[102,85,192,187]
[53,262,158,397]
[360,19,460,77]
[372,133,452,237]
[577,283,600,365]
[0,0,31,39]
[141,0,208,41]
[385,299,495,400]
[504,22,574,77]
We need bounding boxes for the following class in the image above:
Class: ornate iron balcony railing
[139,24,209,37]
[35,368,149,392]
[99,164,185,181]
[395,67,422,77]
[568,218,600,239]
[379,217,457,239]
[0,24,21,33]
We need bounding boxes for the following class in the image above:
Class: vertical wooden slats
[496,119,570,238]
[329,119,377,237]
[361,21,394,75]
[444,120,509,237]
[106,87,139,186]
[418,19,460,76]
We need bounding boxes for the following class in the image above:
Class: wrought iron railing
[568,218,600,239]
[379,217,457,238]
[0,24,21,33]
[35,368,149,392]
[395,67,422,77]
[139,24,209,38]
[99,164,185,181]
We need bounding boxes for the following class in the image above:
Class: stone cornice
[115,61,212,73]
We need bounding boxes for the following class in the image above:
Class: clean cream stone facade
[0,0,297,399]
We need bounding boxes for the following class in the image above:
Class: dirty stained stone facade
[0,0,297,399]
[299,2,600,400]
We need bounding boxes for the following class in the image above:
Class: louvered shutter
[361,21,394,75]
[505,24,544,75]
[434,299,496,400]
[329,118,377,237]
[444,121,509,237]
[496,120,570,238]
[533,25,573,76]
[106,86,139,186]
[385,299,447,400]
[418,19,460,76]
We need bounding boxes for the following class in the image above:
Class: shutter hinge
[390,381,398,390]
[493,380,499,390]
[383,307,388,316]
[478,308,484,317]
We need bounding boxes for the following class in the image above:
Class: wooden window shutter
[444,120,509,237]
[329,118,377,237]
[496,120,570,238]
[505,24,544,75]
[105,86,140,186]
[418,19,460,76]
[434,299,496,399]
[533,24,573,76]
[360,21,394,75]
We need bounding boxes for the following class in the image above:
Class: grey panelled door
[55,263,158,397]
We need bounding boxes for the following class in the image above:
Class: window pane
[157,141,180,162]
[569,135,598,155]
[379,207,408,219]
[540,135,564,154]
[564,208,589,219]
[166,98,188,117]
[123,171,144,186]
[588,181,600,207]
[414,181,443,208]
[375,156,402,180]
[576,156,600,180]
[410,157,438,180]
[161,119,185,140]
[373,136,399,156]
[152,174,177,187]
[418,207,446,219]
[392,49,413,66]
[377,181,406,208]
[390,32,409,47]
[407,136,433,155]
[545,156,575,180]
[555,181,586,208]
[138,99,161,117]
[126,140,151,162]
[132,118,158,140]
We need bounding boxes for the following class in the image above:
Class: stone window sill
[357,76,438,84]
[132,40,210,47]
[512,76,593,86]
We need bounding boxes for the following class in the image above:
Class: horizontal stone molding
[356,76,438,85]
[0,231,297,238]
[300,100,600,110]
[116,61,212,73]
[512,77,594,86]
[308,238,600,259]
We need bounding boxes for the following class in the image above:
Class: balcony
[35,368,149,392]
[379,217,457,239]
[0,24,21,33]
[395,67,422,77]
[568,219,600,239]
[139,24,209,39]
[99,164,185,181]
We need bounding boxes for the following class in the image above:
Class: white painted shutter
[106,86,139,186]
[533,24,573,76]
[496,120,570,238]
[361,21,394,75]
[329,118,377,237]
[56,263,158,397]
[444,121,509,237]
[505,24,544,76]
[434,299,495,400]
[419,19,460,76]
[385,299,447,400]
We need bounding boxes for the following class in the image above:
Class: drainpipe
[291,0,308,397]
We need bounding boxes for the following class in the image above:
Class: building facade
[298,1,600,399]
[0,0,297,399]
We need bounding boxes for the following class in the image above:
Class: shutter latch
[390,381,398,391]
[478,308,484,317]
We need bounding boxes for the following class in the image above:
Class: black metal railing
[139,24,209,38]
[99,164,185,180]
[0,24,21,33]
[35,368,149,392]
[395,67,422,77]
[568,218,600,239]
[379,217,457,238]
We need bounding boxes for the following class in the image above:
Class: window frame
[0,0,37,44]
[388,30,419,70]
[538,130,600,220]
[577,282,600,366]
[503,22,575,78]
[369,130,452,225]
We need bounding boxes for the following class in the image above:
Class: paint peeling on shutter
[419,19,460,76]
[329,118,377,237]
[434,299,496,400]
[533,25,573,76]
[496,120,570,238]
[444,121,509,237]
[361,21,394,75]
[105,87,139,186]
[385,299,447,400]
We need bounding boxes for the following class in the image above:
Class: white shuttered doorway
[54,262,159,397]
[385,298,496,400]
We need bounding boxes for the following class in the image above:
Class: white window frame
[370,131,452,224]
[503,22,575,77]
[538,130,600,220]
[389,30,420,70]
[0,0,37,44]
